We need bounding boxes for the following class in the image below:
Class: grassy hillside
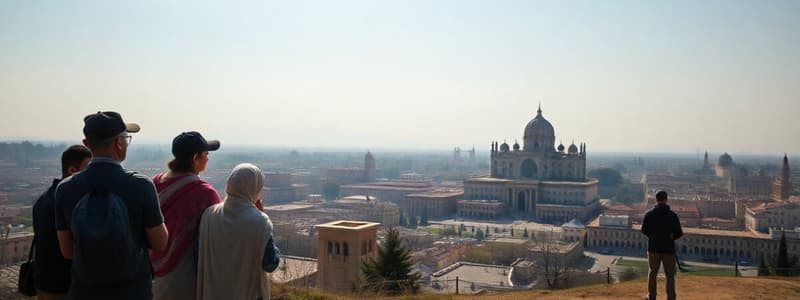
[272,275,800,300]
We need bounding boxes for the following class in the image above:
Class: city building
[316,220,379,293]
[745,200,800,233]
[402,190,463,218]
[463,106,601,223]
[716,152,735,178]
[325,151,377,185]
[0,231,33,265]
[429,262,514,294]
[457,200,506,219]
[331,195,400,227]
[341,180,435,203]
[410,241,469,271]
[263,172,310,204]
[728,170,772,198]
[586,215,800,263]
[772,154,793,201]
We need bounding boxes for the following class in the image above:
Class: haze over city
[1,1,799,154]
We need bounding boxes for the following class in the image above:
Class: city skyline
[1,1,799,154]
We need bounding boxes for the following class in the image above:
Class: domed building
[463,105,601,223]
[716,152,735,178]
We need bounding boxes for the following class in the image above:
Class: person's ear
[66,165,78,176]
[115,136,124,150]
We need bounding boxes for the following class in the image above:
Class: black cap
[172,131,220,158]
[83,111,140,140]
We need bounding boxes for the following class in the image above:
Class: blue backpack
[71,172,146,285]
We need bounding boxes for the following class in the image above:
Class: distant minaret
[469,147,476,161]
[772,154,792,201]
[703,151,711,170]
[364,151,376,182]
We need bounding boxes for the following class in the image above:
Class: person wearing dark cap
[641,191,683,300]
[54,111,168,300]
[150,131,221,300]
[32,145,92,300]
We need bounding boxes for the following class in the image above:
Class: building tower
[364,151,376,182]
[702,151,711,170]
[316,220,379,293]
[772,154,792,201]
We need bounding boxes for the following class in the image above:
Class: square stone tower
[315,220,380,293]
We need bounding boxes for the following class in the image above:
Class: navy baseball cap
[172,131,220,158]
[83,111,140,140]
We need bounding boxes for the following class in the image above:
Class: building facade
[586,215,800,263]
[745,200,800,233]
[716,153,735,178]
[772,154,793,201]
[0,232,33,265]
[457,200,506,219]
[402,190,463,218]
[463,106,600,223]
[341,180,435,203]
[316,221,379,293]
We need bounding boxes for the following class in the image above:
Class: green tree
[322,182,340,200]
[587,168,624,187]
[399,211,407,227]
[361,228,421,295]
[523,228,529,238]
[475,228,485,241]
[758,255,771,276]
[775,232,795,276]
[510,227,515,237]
[408,213,417,229]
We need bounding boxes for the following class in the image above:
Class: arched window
[343,243,349,256]
[335,243,340,255]
[328,241,333,254]
[362,241,367,255]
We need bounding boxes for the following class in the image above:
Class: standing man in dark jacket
[641,190,683,300]
[32,145,92,299]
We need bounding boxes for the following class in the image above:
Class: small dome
[513,140,520,151]
[500,142,510,152]
[557,143,565,152]
[718,152,733,168]
[568,143,578,153]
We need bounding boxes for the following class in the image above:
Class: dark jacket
[32,179,71,294]
[641,203,683,254]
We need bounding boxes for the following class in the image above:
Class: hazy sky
[1,1,798,154]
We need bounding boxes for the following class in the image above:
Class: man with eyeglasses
[55,111,168,299]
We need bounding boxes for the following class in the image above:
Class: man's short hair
[61,144,92,177]
[656,190,668,201]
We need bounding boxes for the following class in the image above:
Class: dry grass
[271,275,800,300]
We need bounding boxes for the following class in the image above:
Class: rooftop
[263,204,314,212]
[431,262,513,291]
[315,220,381,230]
[407,190,464,198]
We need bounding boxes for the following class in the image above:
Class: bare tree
[530,236,573,289]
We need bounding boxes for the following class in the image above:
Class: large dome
[718,152,733,168]
[523,106,556,151]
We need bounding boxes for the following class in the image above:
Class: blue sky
[1,1,798,154]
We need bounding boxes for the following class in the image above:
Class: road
[584,251,758,277]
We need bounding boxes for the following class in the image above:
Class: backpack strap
[26,235,35,264]
[157,175,200,205]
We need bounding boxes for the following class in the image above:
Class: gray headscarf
[225,163,265,204]
[197,163,272,300]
